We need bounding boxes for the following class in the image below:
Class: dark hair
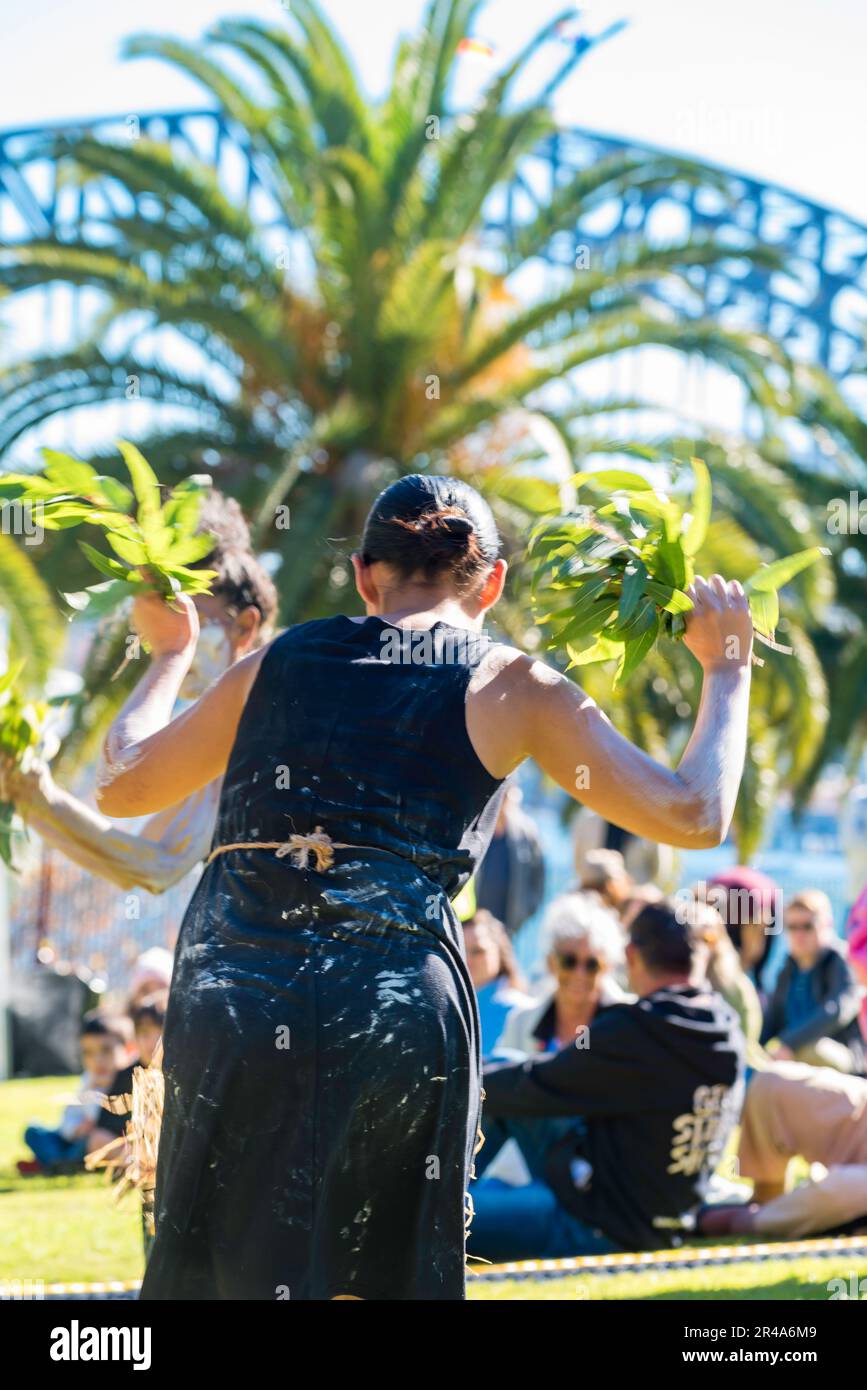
[131,993,167,1032]
[463,909,527,991]
[209,550,279,636]
[190,488,278,634]
[359,475,500,590]
[629,899,695,975]
[80,1013,131,1047]
[705,868,779,989]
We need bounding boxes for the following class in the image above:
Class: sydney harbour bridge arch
[0,107,866,454]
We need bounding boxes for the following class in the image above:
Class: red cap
[708,866,779,922]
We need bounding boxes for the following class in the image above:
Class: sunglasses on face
[556,953,602,975]
[786,920,816,934]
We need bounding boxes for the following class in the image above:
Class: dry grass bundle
[85,1039,164,1230]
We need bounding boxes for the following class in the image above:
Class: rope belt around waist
[205,827,378,873]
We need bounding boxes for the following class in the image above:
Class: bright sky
[1,0,866,221]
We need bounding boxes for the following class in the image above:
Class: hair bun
[360,475,500,588]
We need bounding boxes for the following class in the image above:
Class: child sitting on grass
[18,1014,135,1175]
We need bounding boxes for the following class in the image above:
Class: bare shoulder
[219,641,272,704]
[467,640,529,693]
[466,643,592,777]
[468,643,591,706]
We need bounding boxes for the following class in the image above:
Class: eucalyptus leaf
[78,541,133,582]
[61,579,144,617]
[748,587,780,638]
[565,634,623,668]
[617,559,648,625]
[616,617,660,687]
[41,450,101,496]
[528,453,823,683]
[106,532,149,567]
[97,476,135,513]
[745,547,830,593]
[117,440,160,520]
[5,440,219,611]
[572,469,654,492]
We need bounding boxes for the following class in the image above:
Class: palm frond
[0,535,65,683]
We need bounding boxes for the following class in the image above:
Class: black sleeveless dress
[140,616,507,1301]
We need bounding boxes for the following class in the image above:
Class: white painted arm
[16,764,219,893]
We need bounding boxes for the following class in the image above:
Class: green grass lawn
[469,1259,864,1300]
[2,1076,865,1298]
[0,1075,143,1285]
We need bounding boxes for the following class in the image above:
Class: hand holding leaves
[2,441,217,616]
[528,457,827,684]
[130,591,200,660]
[0,443,218,866]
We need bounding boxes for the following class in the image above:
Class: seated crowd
[462,849,867,1263]
[17,843,867,1265]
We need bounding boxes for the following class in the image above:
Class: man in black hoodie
[469,900,745,1261]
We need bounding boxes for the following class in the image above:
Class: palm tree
[1,1,795,614]
[0,0,858,855]
[770,363,867,795]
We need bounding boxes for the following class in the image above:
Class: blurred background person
[496,891,627,1056]
[130,993,168,1069]
[471,900,745,1262]
[687,895,763,1051]
[2,493,277,906]
[707,866,780,1004]
[462,909,533,1059]
[699,1060,867,1239]
[572,807,677,892]
[578,848,633,914]
[474,784,545,938]
[126,949,174,1011]
[761,890,864,1074]
[0,495,276,1078]
[18,1013,134,1174]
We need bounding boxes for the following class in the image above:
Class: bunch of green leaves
[528,458,826,685]
[0,661,51,868]
[0,441,216,617]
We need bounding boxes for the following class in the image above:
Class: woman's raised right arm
[468,576,752,851]
[95,592,267,817]
[9,764,219,893]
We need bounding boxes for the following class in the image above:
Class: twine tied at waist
[206,826,345,872]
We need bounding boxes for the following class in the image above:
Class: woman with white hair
[496,892,628,1056]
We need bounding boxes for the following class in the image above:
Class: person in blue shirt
[462,910,534,1059]
[762,890,864,1074]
